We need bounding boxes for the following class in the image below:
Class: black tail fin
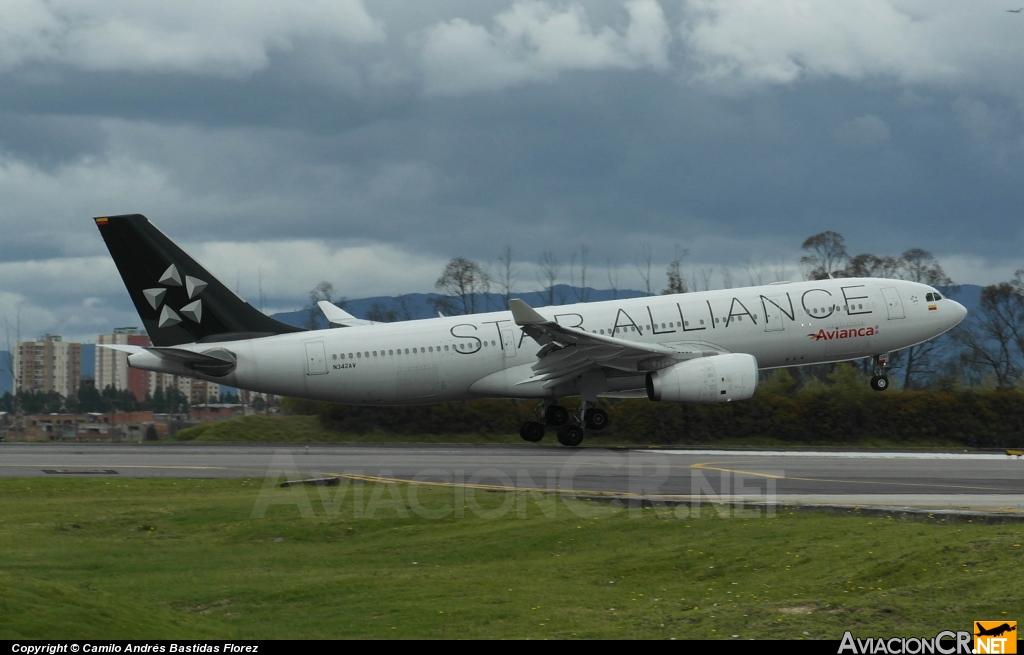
[94,214,304,347]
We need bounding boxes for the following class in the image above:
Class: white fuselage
[128,278,966,405]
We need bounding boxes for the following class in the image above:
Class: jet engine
[645,354,758,403]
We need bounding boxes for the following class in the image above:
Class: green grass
[1,477,1022,639]
[173,414,972,450]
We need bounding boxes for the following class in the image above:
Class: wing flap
[507,298,724,390]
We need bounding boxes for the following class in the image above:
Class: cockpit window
[935,292,943,300]
[926,293,934,302]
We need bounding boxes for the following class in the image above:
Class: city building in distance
[13,334,81,399]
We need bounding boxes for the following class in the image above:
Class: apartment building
[13,335,82,399]
[96,328,151,401]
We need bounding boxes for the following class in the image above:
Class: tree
[635,244,653,296]
[569,244,591,302]
[606,257,620,300]
[366,302,398,323]
[800,231,848,280]
[497,246,517,308]
[306,281,344,330]
[536,251,561,306]
[953,276,1024,388]
[431,257,491,316]
[662,246,688,295]
[893,248,956,389]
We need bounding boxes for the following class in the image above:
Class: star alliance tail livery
[95,214,967,447]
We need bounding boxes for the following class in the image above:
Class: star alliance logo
[143,264,207,328]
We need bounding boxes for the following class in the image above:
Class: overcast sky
[2,0,1024,344]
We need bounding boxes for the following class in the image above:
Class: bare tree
[306,281,343,330]
[394,294,414,321]
[691,266,714,292]
[845,253,901,278]
[954,277,1024,388]
[744,259,764,286]
[606,257,620,300]
[800,231,849,280]
[431,257,491,316]
[898,248,955,287]
[720,266,733,289]
[635,244,654,296]
[536,251,561,306]
[366,302,398,323]
[772,258,791,282]
[497,246,517,308]
[569,244,591,302]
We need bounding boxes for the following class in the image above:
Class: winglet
[318,301,373,327]
[508,298,550,326]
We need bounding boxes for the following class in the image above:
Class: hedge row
[282,388,1024,448]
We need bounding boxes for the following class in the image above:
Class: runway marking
[660,449,1022,460]
[690,461,1015,493]
[306,473,1024,514]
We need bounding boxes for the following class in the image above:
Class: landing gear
[584,407,609,431]
[545,404,569,427]
[519,421,545,442]
[871,353,890,392]
[557,424,584,447]
[524,399,608,447]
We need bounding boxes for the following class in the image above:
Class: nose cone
[948,300,968,327]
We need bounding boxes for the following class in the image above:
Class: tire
[870,375,889,392]
[584,408,610,431]
[519,421,545,442]
[545,404,569,427]
[556,424,584,447]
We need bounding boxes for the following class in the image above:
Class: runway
[2,443,1022,515]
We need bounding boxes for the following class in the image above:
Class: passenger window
[357,352,361,358]
[364,352,369,358]
[699,320,704,325]
[685,321,689,327]
[373,351,377,356]
[348,353,353,359]
[332,354,337,360]
[444,345,449,351]
[341,354,346,359]
[404,348,409,354]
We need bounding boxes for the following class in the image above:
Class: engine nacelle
[645,354,758,403]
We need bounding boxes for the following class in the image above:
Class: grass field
[173,414,972,450]
[1,476,1022,639]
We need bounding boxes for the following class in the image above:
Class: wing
[508,298,723,390]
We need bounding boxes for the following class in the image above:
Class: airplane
[94,214,968,447]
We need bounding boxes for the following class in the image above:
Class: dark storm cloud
[1,0,1023,343]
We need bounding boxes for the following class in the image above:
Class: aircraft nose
[949,300,968,326]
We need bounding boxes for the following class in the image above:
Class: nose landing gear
[870,353,890,392]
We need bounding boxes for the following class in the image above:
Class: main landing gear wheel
[557,424,584,447]
[584,408,609,431]
[519,421,545,442]
[545,404,569,427]
[870,375,889,392]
